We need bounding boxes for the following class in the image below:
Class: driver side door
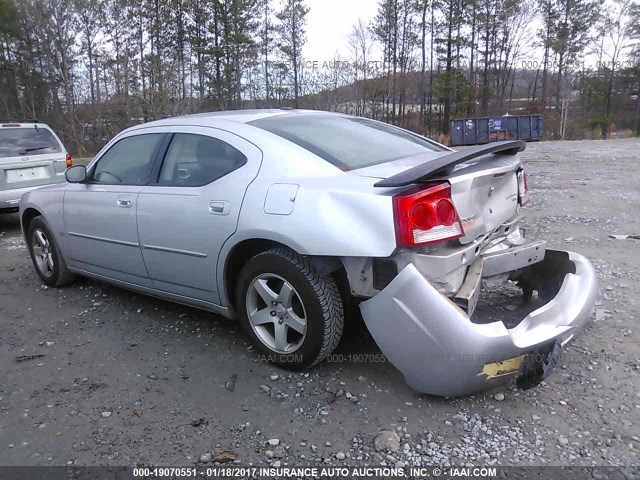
[63,130,167,285]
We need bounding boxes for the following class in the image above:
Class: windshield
[249,114,447,170]
[0,126,63,157]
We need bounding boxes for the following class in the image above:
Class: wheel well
[225,239,283,308]
[21,208,42,236]
[224,239,351,310]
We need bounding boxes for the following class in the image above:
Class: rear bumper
[0,179,64,210]
[359,249,597,397]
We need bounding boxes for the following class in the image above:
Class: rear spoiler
[374,140,526,187]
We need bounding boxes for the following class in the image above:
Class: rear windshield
[249,114,447,170]
[0,126,63,157]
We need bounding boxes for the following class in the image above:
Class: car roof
[135,109,337,129]
[0,121,51,129]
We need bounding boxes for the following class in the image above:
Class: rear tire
[26,216,74,288]
[236,247,343,370]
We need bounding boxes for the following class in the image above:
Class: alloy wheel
[245,273,307,353]
[32,228,54,278]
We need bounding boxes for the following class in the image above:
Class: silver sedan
[19,110,597,396]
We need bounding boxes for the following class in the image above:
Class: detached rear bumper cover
[360,250,597,397]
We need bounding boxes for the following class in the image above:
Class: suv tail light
[517,169,528,206]
[393,182,464,247]
[66,153,73,168]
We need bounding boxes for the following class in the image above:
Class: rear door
[137,127,262,304]
[63,130,166,284]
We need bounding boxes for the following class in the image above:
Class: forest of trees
[1,0,639,153]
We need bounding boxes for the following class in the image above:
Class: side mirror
[65,165,87,183]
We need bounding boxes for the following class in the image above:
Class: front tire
[236,247,344,370]
[26,216,74,287]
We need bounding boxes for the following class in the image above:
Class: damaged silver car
[19,110,597,396]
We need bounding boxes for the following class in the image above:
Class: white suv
[0,120,71,213]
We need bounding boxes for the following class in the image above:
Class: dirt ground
[0,138,638,468]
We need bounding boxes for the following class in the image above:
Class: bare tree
[275,0,309,106]
[260,0,273,104]
[551,0,603,137]
[593,0,637,137]
[348,19,374,116]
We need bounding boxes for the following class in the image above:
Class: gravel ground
[0,138,639,468]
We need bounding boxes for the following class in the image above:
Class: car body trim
[359,249,597,397]
[67,258,150,280]
[67,231,139,248]
[141,244,208,258]
[67,265,230,316]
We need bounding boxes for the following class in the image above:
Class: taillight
[517,169,528,206]
[393,182,464,247]
[66,153,73,168]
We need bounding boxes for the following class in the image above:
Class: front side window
[92,133,163,185]
[158,133,247,187]
[0,126,62,157]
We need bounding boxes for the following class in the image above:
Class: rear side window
[0,126,63,157]
[249,114,447,170]
[157,133,247,186]
[92,133,163,185]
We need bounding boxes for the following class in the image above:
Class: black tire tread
[246,247,344,367]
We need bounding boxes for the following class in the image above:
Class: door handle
[209,201,230,215]
[117,199,132,208]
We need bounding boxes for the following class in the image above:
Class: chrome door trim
[67,231,139,248]
[141,244,208,258]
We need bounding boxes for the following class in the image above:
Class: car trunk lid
[0,153,66,190]
[352,141,524,245]
[446,154,520,244]
[0,125,67,191]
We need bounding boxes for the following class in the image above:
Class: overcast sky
[299,0,620,69]
[304,0,380,62]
